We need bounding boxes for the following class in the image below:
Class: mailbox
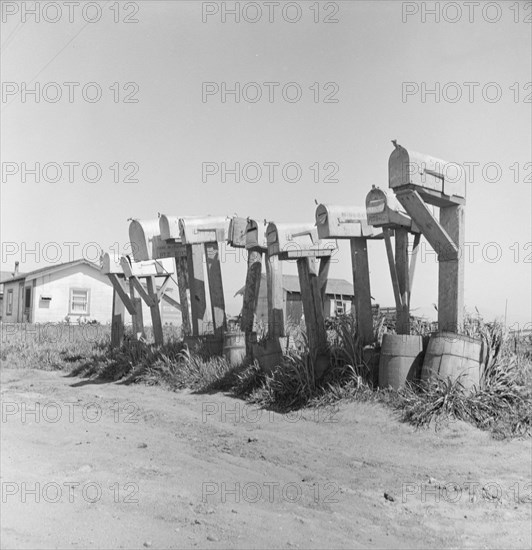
[227,216,248,248]
[120,257,175,279]
[129,219,182,261]
[101,251,122,274]
[266,222,336,257]
[389,144,466,201]
[245,218,267,251]
[315,204,375,239]
[365,187,416,229]
[179,216,230,244]
[159,215,182,242]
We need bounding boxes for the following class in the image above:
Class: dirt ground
[1,366,531,550]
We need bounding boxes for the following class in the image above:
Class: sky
[1,0,531,327]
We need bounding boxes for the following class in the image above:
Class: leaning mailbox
[119,256,174,279]
[267,222,336,257]
[365,187,418,230]
[389,144,466,202]
[227,216,248,248]
[179,216,230,244]
[129,219,181,261]
[315,204,375,239]
[245,218,267,251]
[101,251,123,275]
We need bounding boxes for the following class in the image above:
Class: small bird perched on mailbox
[392,139,399,149]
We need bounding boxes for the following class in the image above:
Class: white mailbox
[315,204,375,239]
[179,216,230,244]
[159,215,182,242]
[228,216,248,248]
[389,144,466,201]
[120,257,175,279]
[365,187,416,229]
[267,222,336,257]
[101,251,123,275]
[129,219,182,261]
[245,218,267,251]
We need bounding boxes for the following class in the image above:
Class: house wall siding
[2,280,23,322]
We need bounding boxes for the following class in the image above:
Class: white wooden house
[0,259,180,326]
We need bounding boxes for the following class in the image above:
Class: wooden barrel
[421,332,483,392]
[223,331,246,366]
[378,334,423,390]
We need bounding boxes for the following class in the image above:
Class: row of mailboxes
[389,145,466,201]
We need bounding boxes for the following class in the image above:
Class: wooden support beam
[129,276,156,307]
[265,253,284,338]
[351,237,374,345]
[297,257,328,375]
[107,274,136,315]
[241,250,263,341]
[175,248,192,336]
[409,232,421,296]
[395,228,410,334]
[187,244,208,336]
[395,189,458,261]
[318,255,331,312]
[161,293,181,311]
[129,279,145,340]
[156,275,172,301]
[146,276,164,345]
[383,229,402,311]
[111,287,125,348]
[438,205,465,332]
[204,241,227,337]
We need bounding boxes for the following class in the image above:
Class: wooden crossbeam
[107,274,137,316]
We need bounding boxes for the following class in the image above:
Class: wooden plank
[241,250,263,333]
[107,274,136,315]
[409,232,421,298]
[146,276,164,345]
[175,249,192,336]
[277,247,335,260]
[161,293,181,311]
[129,276,156,307]
[318,255,331,311]
[351,237,374,345]
[383,229,402,311]
[265,253,284,338]
[187,244,208,336]
[395,228,410,334]
[111,287,125,348]
[395,189,458,261]
[129,279,145,340]
[438,205,465,333]
[204,241,227,337]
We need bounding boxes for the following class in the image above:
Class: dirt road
[1,367,530,549]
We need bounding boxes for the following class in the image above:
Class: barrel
[421,332,483,392]
[223,331,246,366]
[378,334,424,390]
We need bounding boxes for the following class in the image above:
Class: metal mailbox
[227,216,248,248]
[266,222,336,257]
[365,187,416,229]
[245,218,267,251]
[159,215,182,242]
[389,144,466,201]
[179,216,230,244]
[120,257,175,279]
[315,204,375,239]
[129,219,182,261]
[101,251,122,275]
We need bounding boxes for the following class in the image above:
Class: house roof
[235,274,354,298]
[0,259,100,284]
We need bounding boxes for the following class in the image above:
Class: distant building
[0,259,179,326]
[235,274,356,325]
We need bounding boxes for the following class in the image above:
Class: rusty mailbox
[365,187,419,230]
[315,204,376,239]
[179,216,230,244]
[389,144,466,202]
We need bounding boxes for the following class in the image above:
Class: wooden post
[241,250,263,355]
[187,244,208,336]
[297,257,328,364]
[111,287,125,348]
[439,205,465,332]
[351,237,374,345]
[265,253,284,338]
[409,232,421,293]
[395,228,410,334]
[204,241,227,337]
[129,279,145,340]
[146,276,164,345]
[175,245,192,337]
[318,255,331,315]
